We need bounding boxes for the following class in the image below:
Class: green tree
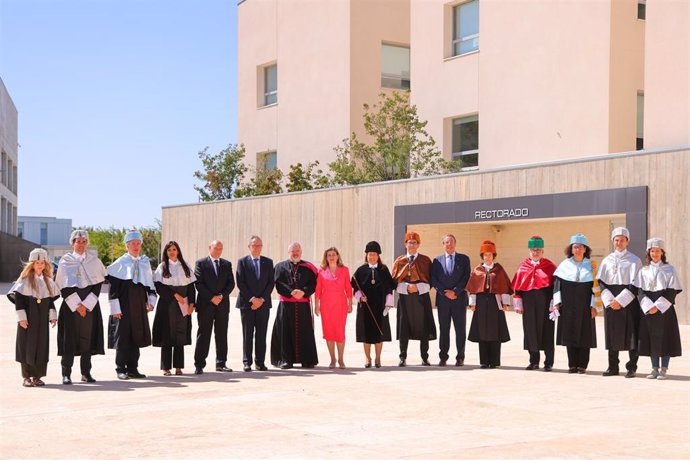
[285,161,330,192]
[193,144,248,201]
[235,167,284,197]
[81,225,161,268]
[330,91,461,185]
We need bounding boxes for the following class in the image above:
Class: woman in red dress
[315,247,353,369]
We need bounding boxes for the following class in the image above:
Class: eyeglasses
[406,241,419,245]
[572,244,585,250]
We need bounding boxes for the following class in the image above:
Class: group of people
[7,226,683,387]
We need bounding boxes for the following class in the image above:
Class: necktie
[253,258,260,279]
[446,255,452,275]
[409,255,414,264]
[214,259,220,275]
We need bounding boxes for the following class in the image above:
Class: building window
[637,0,646,20]
[263,64,277,106]
[1,151,6,186]
[636,92,644,150]
[451,115,479,169]
[453,0,479,56]
[381,44,410,90]
[17,221,23,239]
[257,151,277,171]
[40,223,48,245]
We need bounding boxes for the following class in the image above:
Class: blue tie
[253,258,260,279]
[214,259,220,275]
[446,255,453,275]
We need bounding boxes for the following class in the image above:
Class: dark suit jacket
[430,252,471,307]
[194,256,235,310]
[235,255,274,309]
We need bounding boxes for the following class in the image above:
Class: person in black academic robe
[635,238,683,380]
[596,227,642,378]
[152,241,196,375]
[351,241,394,368]
[55,229,107,384]
[7,248,59,387]
[466,240,512,368]
[270,242,319,369]
[553,234,602,374]
[107,231,157,380]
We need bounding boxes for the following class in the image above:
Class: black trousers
[566,346,590,369]
[528,346,554,367]
[437,303,466,361]
[194,304,230,368]
[115,346,140,373]
[478,341,501,366]
[241,306,270,366]
[399,338,429,361]
[161,345,185,369]
[62,353,92,376]
[608,349,639,371]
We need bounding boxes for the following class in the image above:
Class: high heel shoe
[375,360,381,368]
[365,359,372,368]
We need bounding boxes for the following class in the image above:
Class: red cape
[510,257,556,296]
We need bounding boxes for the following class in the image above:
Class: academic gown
[152,266,196,348]
[597,250,642,352]
[8,279,59,369]
[55,252,107,358]
[391,254,437,342]
[553,258,599,349]
[511,257,557,351]
[635,262,683,357]
[270,260,319,367]
[351,264,394,344]
[467,263,512,344]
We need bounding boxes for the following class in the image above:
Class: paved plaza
[1,282,688,459]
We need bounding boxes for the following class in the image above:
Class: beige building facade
[236,0,688,172]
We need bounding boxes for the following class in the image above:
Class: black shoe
[438,360,447,367]
[62,376,72,385]
[568,367,578,374]
[398,359,407,367]
[375,361,381,368]
[117,372,129,380]
[543,365,553,372]
[421,359,431,366]
[81,374,96,383]
[127,371,146,379]
[256,364,268,371]
[577,368,587,374]
[365,361,372,368]
[525,364,539,371]
[280,362,293,369]
[455,359,464,367]
[194,367,204,375]
[480,364,489,369]
[216,366,233,372]
[602,368,619,376]
[243,364,252,372]
[302,364,315,369]
[489,365,497,369]
[625,370,636,378]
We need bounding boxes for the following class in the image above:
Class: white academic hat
[70,229,89,244]
[611,227,630,240]
[28,248,49,261]
[646,238,665,250]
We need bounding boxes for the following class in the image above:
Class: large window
[451,115,479,169]
[453,0,479,56]
[40,223,48,245]
[258,151,277,171]
[637,0,646,20]
[263,64,277,106]
[381,44,410,90]
[636,92,644,150]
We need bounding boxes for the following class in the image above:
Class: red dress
[315,266,352,342]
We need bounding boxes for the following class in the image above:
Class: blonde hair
[17,260,55,297]
[320,247,344,269]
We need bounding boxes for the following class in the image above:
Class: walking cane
[352,276,384,336]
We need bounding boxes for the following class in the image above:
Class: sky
[0,0,237,228]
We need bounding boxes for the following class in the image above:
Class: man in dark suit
[235,236,274,372]
[430,234,471,367]
[193,240,235,374]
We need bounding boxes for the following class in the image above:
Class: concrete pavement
[1,283,688,459]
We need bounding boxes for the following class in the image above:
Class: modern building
[18,216,72,246]
[0,78,18,236]
[164,0,689,322]
[237,0,687,173]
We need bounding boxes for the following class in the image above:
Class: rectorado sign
[474,208,529,220]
